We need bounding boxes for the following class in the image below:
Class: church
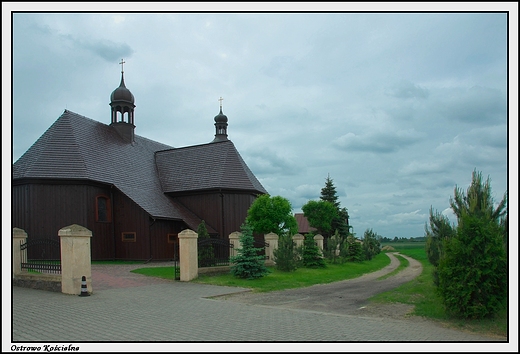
[12,63,267,261]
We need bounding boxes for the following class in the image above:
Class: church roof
[156,140,267,194]
[12,110,265,229]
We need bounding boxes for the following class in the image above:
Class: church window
[96,195,111,222]
[122,232,136,242]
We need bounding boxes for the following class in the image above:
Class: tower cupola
[110,59,136,142]
[212,96,228,143]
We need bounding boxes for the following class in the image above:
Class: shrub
[230,222,270,279]
[437,211,507,319]
[302,234,326,268]
[273,233,299,272]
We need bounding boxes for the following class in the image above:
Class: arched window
[96,195,111,222]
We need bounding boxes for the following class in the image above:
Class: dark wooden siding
[174,191,257,239]
[12,182,116,260]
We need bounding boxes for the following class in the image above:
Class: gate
[198,238,233,267]
[173,242,180,280]
[20,238,61,274]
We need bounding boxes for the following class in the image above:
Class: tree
[424,208,456,285]
[433,170,508,319]
[320,175,350,239]
[301,200,338,236]
[362,228,381,261]
[301,234,326,268]
[197,220,214,267]
[273,232,299,272]
[342,234,364,262]
[246,194,298,236]
[230,222,270,279]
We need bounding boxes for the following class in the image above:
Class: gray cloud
[9,9,511,240]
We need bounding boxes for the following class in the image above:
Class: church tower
[110,59,135,142]
[212,97,228,143]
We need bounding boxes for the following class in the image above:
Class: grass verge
[373,245,507,339]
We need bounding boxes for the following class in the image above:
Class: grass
[377,253,408,280]
[132,252,391,292]
[373,243,508,339]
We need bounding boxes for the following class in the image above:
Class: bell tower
[212,97,228,143]
[110,59,136,142]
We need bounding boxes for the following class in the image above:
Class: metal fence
[198,238,233,267]
[20,238,61,274]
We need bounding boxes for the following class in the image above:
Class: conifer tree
[302,234,326,268]
[230,222,270,279]
[320,175,350,239]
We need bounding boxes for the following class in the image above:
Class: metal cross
[218,96,224,108]
[119,59,125,73]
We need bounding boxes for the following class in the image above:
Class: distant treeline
[380,236,426,243]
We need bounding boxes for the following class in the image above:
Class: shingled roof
[156,141,267,194]
[13,109,262,230]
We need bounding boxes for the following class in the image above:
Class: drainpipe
[110,185,116,261]
[148,217,157,262]
[220,189,225,239]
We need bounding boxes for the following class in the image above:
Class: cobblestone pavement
[8,259,513,352]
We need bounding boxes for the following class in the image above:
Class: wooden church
[12,64,267,261]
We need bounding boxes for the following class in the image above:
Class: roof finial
[119,59,125,73]
[218,96,224,110]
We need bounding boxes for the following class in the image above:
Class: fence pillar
[314,234,324,256]
[228,231,242,258]
[58,224,92,295]
[178,229,198,281]
[13,228,28,278]
[264,233,278,265]
[292,234,304,248]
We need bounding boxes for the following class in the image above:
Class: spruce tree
[320,175,350,239]
[302,234,326,268]
[230,222,270,279]
[273,232,299,272]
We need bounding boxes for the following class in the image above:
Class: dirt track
[214,252,424,320]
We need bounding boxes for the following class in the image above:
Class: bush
[342,234,364,262]
[273,233,299,272]
[230,222,270,279]
[362,228,381,261]
[301,234,326,268]
[437,212,507,319]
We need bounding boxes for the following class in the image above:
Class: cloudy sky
[5,3,516,240]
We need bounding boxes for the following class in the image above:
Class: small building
[294,213,317,235]
[12,66,267,261]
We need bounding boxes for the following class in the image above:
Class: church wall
[174,191,258,239]
[12,182,116,260]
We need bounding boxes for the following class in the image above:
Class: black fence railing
[253,240,269,260]
[20,238,61,274]
[198,238,233,267]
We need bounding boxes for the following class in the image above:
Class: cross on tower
[218,96,224,109]
[119,59,125,73]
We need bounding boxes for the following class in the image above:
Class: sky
[5,3,517,241]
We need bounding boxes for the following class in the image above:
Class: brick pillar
[178,229,198,281]
[13,228,28,278]
[229,231,242,258]
[264,232,278,265]
[314,234,324,256]
[59,224,92,295]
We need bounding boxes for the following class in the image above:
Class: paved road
[9,255,511,351]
